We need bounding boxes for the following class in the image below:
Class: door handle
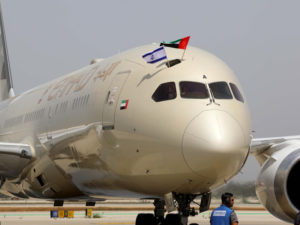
[105,91,111,104]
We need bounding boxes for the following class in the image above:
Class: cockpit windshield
[209,82,233,99]
[152,82,177,102]
[152,81,244,103]
[180,81,209,99]
[229,83,244,103]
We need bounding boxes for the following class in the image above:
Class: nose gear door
[102,71,130,128]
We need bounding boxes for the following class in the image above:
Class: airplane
[0,3,299,225]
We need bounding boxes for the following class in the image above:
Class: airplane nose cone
[182,110,249,179]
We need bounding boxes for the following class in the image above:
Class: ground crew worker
[210,192,239,225]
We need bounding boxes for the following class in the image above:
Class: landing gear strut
[172,193,198,225]
[135,193,210,225]
[135,199,165,225]
[154,199,165,224]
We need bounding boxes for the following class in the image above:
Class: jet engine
[255,141,300,223]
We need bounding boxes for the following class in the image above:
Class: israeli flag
[142,47,167,64]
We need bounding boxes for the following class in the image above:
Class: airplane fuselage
[0,45,251,200]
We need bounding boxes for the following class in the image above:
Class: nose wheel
[173,193,198,225]
[136,213,156,225]
[135,194,205,225]
[136,199,165,225]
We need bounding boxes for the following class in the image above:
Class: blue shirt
[210,204,234,225]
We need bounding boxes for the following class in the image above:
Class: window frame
[179,81,209,99]
[229,83,244,103]
[152,81,177,102]
[208,81,233,100]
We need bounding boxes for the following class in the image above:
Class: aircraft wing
[0,123,102,181]
[250,135,300,164]
[0,142,33,179]
[38,122,102,149]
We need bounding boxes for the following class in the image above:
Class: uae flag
[160,36,190,50]
[120,100,129,110]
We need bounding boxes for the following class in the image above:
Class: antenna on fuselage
[0,1,15,101]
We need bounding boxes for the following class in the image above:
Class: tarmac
[0,200,292,224]
[0,210,291,225]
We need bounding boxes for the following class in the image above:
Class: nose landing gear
[173,193,198,225]
[135,199,165,225]
[154,199,165,224]
[135,193,211,225]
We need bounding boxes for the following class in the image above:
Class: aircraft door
[102,71,130,128]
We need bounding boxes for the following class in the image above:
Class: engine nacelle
[255,141,300,223]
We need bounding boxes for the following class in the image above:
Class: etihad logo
[37,61,121,104]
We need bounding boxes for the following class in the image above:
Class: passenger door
[102,71,130,128]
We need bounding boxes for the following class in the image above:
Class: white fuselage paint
[0,45,252,199]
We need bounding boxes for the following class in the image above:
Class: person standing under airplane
[210,193,239,225]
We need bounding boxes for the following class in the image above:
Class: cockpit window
[180,81,209,99]
[152,82,177,102]
[229,83,244,103]
[209,82,233,99]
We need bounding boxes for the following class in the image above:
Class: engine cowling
[255,141,300,223]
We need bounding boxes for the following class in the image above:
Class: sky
[2,0,300,182]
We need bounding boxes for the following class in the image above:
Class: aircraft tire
[164,214,182,225]
[136,213,156,225]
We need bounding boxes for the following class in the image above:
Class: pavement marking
[236,212,271,215]
[101,213,138,215]
[91,223,134,225]
[0,211,272,218]
[0,213,49,217]
[0,212,138,217]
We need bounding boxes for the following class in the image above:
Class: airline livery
[0,3,299,225]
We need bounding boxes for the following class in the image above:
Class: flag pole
[164,47,171,67]
[180,36,190,61]
[181,49,186,61]
[167,58,171,67]
[166,57,171,67]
